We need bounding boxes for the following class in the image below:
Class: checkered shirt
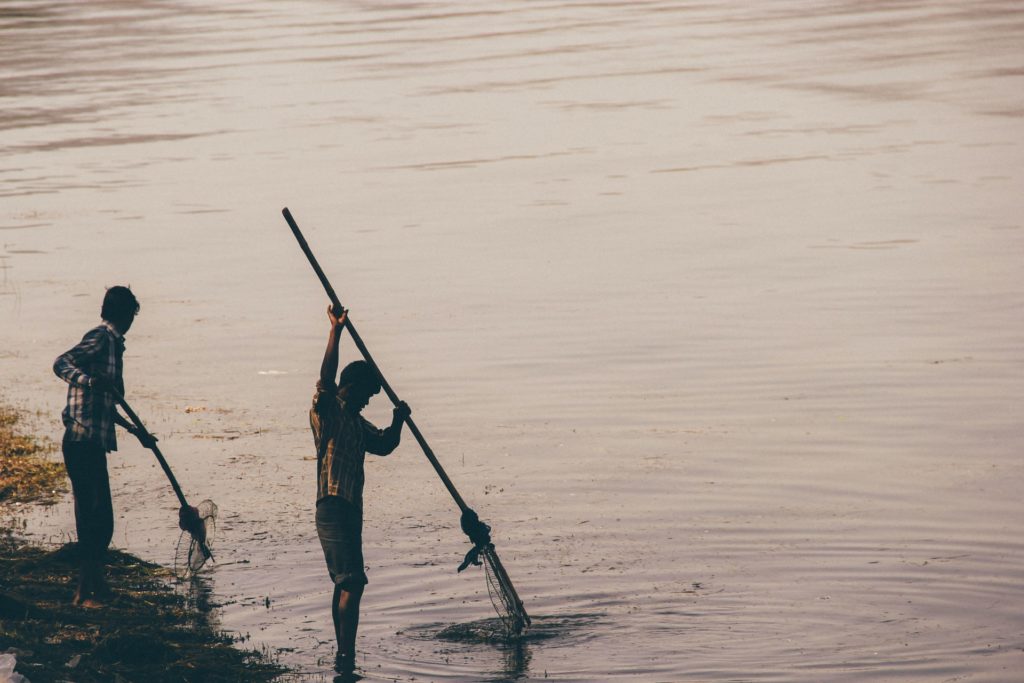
[53,322,125,452]
[310,380,398,510]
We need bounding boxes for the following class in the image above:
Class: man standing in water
[53,285,155,607]
[311,305,410,675]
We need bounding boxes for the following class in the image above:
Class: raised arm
[319,305,348,387]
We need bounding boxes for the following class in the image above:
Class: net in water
[174,499,217,580]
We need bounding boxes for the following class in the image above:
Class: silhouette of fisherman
[310,305,409,675]
[53,285,156,607]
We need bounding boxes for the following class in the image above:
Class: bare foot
[77,597,104,609]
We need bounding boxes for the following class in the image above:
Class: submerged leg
[317,497,367,673]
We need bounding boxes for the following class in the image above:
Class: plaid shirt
[53,322,126,452]
[310,380,400,509]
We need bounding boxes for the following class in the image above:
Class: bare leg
[340,585,362,659]
[91,467,114,602]
[72,570,87,606]
[331,583,342,648]
[334,584,363,672]
[77,558,104,608]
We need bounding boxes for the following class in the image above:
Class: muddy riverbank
[0,402,285,683]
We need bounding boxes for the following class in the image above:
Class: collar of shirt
[101,320,126,349]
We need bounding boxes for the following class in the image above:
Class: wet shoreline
[0,401,285,682]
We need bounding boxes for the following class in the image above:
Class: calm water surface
[2,1,1023,680]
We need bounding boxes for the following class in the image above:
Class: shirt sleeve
[53,327,107,388]
[362,416,401,456]
[311,379,338,450]
[313,378,339,413]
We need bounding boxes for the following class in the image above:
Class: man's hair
[338,360,380,392]
[101,285,140,322]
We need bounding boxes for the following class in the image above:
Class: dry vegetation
[0,402,285,682]
[0,535,285,682]
[0,404,65,504]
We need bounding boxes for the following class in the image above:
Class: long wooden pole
[282,207,530,630]
[282,207,469,512]
[112,390,213,560]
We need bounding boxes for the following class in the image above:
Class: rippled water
[2,1,1023,680]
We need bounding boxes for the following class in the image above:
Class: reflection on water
[2,0,1023,680]
[178,572,218,632]
[403,614,601,682]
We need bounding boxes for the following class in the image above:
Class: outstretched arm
[115,410,158,448]
[320,305,348,387]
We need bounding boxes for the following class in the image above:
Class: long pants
[61,432,114,562]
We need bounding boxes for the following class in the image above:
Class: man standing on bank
[311,304,410,675]
[53,285,156,607]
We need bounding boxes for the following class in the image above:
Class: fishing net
[458,508,530,636]
[174,499,217,580]
[482,545,530,636]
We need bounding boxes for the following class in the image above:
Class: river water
[2,1,1023,681]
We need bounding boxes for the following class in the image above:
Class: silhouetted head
[101,285,140,334]
[338,360,381,413]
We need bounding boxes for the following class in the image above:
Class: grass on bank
[0,404,65,504]
[0,535,285,683]
[0,402,286,682]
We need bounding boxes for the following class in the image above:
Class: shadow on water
[403,613,602,682]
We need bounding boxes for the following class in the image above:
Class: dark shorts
[316,496,368,589]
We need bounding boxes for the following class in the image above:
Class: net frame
[174,500,217,580]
